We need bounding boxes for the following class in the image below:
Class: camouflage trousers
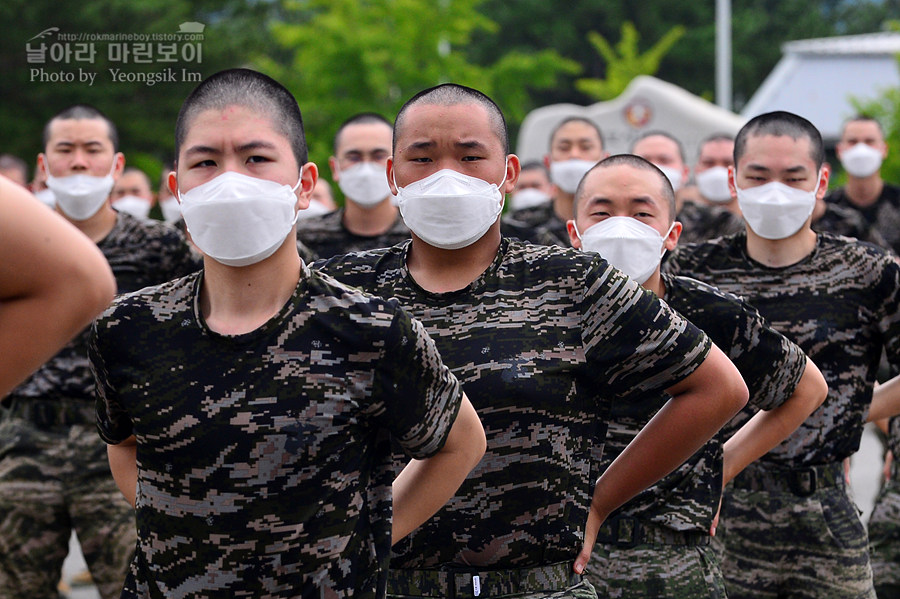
[0,400,136,599]
[868,477,900,597]
[387,562,597,598]
[585,539,726,598]
[717,465,875,599]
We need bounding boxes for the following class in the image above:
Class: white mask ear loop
[290,168,304,226]
[660,221,675,258]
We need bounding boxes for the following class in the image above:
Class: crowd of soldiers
[3,67,900,599]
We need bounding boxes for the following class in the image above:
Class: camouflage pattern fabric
[813,202,890,250]
[584,274,806,594]
[0,401,136,599]
[868,417,900,596]
[826,183,900,256]
[315,237,711,576]
[0,211,199,599]
[717,478,874,598]
[665,230,900,597]
[296,207,410,260]
[675,201,744,245]
[666,231,900,465]
[387,561,593,598]
[90,265,462,598]
[500,202,554,243]
[586,542,726,599]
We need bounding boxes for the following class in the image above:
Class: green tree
[256,0,580,174]
[575,22,685,101]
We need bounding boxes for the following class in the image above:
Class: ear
[816,163,830,201]
[727,165,738,199]
[112,152,125,179]
[37,154,47,178]
[167,170,179,201]
[566,219,582,249]
[543,154,551,170]
[328,156,340,181]
[386,157,398,196]
[503,154,521,195]
[295,162,318,212]
[665,221,682,252]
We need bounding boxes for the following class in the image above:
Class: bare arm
[0,176,116,397]
[107,435,138,508]
[574,343,748,574]
[392,392,485,545]
[722,357,827,485]
[868,375,900,423]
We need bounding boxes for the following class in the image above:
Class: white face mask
[33,188,56,208]
[695,166,732,203]
[295,198,333,220]
[113,195,152,219]
[45,156,117,220]
[550,159,595,194]
[178,171,302,267]
[656,164,684,193]
[159,196,182,222]
[510,188,552,211]
[337,161,392,207]
[736,179,818,240]
[576,217,673,284]
[394,166,506,250]
[840,143,883,178]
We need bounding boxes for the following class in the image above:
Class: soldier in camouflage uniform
[0,105,200,599]
[89,68,486,599]
[316,83,751,598]
[502,117,606,247]
[665,111,900,598]
[296,112,410,260]
[825,116,900,256]
[565,154,827,598]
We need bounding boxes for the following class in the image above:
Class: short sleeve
[370,308,463,460]
[89,313,135,444]
[581,257,712,399]
[729,295,807,412]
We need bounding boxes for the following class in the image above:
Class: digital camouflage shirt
[90,265,463,598]
[315,237,712,569]
[826,183,900,256]
[6,212,199,404]
[666,231,900,466]
[814,200,890,250]
[600,273,807,532]
[295,207,410,260]
[675,200,745,245]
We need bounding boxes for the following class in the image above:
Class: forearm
[392,394,485,545]
[869,375,900,423]
[723,358,827,484]
[107,437,138,508]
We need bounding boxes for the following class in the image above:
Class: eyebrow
[402,139,491,152]
[184,140,279,157]
[54,140,105,149]
[585,196,657,209]
[745,163,809,174]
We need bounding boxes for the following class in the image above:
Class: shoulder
[95,271,199,331]
[114,212,188,244]
[667,233,742,269]
[295,208,343,233]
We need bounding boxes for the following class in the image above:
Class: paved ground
[58,422,889,598]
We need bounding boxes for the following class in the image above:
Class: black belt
[0,397,94,428]
[730,462,844,497]
[596,515,710,548]
[387,561,579,598]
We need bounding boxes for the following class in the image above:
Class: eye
[247,155,270,164]
[191,159,216,169]
[461,155,484,162]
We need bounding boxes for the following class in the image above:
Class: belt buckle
[789,467,817,497]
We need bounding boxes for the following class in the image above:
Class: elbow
[75,253,117,318]
[467,423,487,471]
